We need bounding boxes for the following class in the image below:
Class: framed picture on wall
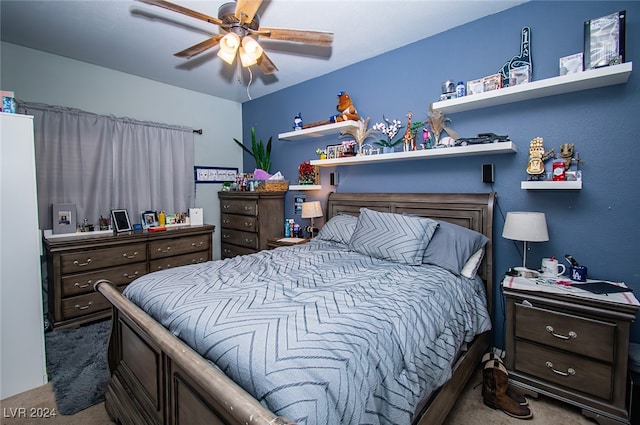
[52,203,77,234]
[111,209,132,233]
[140,210,158,229]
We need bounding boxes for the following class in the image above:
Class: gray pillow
[422,220,489,275]
[316,214,358,245]
[349,208,438,265]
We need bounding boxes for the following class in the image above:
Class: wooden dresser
[218,191,285,258]
[503,277,639,425]
[44,224,215,329]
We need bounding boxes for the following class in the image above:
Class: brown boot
[482,360,533,419]
[482,352,528,406]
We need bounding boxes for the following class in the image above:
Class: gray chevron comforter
[124,239,491,425]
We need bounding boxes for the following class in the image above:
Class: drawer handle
[75,301,93,311]
[545,325,577,340]
[244,222,253,228]
[222,219,230,224]
[223,249,231,254]
[244,238,254,244]
[191,258,205,264]
[74,281,92,289]
[191,241,204,247]
[244,206,253,211]
[123,251,139,259]
[123,271,139,279]
[73,259,92,267]
[157,247,171,253]
[223,204,231,209]
[222,234,230,239]
[545,361,576,377]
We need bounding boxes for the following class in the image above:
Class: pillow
[422,220,489,275]
[349,208,438,265]
[316,214,358,245]
[460,248,485,279]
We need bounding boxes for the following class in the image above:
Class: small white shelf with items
[310,141,517,167]
[289,185,322,191]
[433,62,632,114]
[521,180,582,190]
[279,121,359,141]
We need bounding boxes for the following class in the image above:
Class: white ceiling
[1,0,527,103]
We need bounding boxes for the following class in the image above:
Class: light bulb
[217,33,240,64]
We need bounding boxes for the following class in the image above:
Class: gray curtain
[17,102,195,230]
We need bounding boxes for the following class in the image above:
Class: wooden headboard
[325,192,496,315]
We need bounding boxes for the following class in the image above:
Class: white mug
[541,258,566,278]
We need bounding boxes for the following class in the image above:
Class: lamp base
[514,266,539,278]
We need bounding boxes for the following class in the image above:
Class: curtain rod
[193,129,203,134]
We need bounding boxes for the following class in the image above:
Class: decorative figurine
[526,137,555,180]
[303,91,359,129]
[293,113,303,131]
[402,112,415,151]
[559,142,584,170]
[498,26,532,87]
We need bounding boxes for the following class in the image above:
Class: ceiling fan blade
[235,0,262,25]
[257,27,334,46]
[257,51,278,75]
[174,35,223,59]
[137,0,222,26]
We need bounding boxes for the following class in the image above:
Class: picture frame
[141,210,158,229]
[111,209,132,233]
[52,203,77,234]
[326,144,342,160]
[584,10,625,70]
[194,166,238,184]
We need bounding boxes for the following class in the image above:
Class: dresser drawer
[221,243,256,258]
[60,243,146,274]
[148,234,210,260]
[514,303,615,362]
[515,340,613,400]
[221,213,257,232]
[62,290,119,320]
[149,251,209,272]
[220,199,258,216]
[220,229,258,250]
[62,263,147,297]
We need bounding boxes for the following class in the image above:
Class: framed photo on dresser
[111,209,132,233]
[52,203,76,234]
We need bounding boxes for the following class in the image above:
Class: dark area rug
[45,320,111,415]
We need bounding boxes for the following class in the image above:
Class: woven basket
[255,180,289,192]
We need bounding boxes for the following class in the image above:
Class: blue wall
[241,1,640,346]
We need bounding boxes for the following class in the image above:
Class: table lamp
[502,211,549,276]
[301,201,323,238]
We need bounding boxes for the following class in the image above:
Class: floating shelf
[433,62,632,114]
[521,180,582,190]
[310,141,517,167]
[289,185,322,191]
[278,121,359,141]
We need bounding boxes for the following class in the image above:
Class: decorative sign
[194,166,238,184]
[498,26,532,84]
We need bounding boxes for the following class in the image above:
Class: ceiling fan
[138,0,334,74]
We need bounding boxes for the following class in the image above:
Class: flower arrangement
[372,116,404,148]
[340,117,376,155]
[425,103,459,145]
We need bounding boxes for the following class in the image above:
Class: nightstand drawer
[515,303,615,362]
[221,213,257,232]
[515,341,612,400]
[220,200,258,216]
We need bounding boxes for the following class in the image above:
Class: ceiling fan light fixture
[217,32,240,64]
[239,36,263,67]
[239,46,257,67]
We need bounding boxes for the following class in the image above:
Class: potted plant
[372,116,404,153]
[233,127,272,173]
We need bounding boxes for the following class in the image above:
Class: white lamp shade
[301,201,323,219]
[240,36,263,66]
[217,32,240,64]
[502,212,549,242]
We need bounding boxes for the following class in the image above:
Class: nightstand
[267,237,309,249]
[502,276,639,424]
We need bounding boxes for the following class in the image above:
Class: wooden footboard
[95,279,292,425]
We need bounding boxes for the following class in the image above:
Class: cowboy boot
[482,360,533,419]
[482,352,528,406]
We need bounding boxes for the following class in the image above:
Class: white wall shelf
[521,180,582,190]
[432,62,632,114]
[309,141,517,167]
[289,185,322,191]
[278,120,359,141]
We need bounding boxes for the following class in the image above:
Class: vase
[382,147,394,154]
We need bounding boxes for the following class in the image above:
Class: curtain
[17,102,195,230]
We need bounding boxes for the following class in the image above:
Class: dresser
[45,224,215,329]
[218,191,286,258]
[503,276,639,424]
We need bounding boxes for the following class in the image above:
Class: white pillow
[460,248,485,279]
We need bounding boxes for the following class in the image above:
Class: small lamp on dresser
[502,211,549,277]
[301,201,323,238]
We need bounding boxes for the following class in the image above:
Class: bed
[95,192,495,425]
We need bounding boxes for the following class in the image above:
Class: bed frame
[96,192,495,425]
